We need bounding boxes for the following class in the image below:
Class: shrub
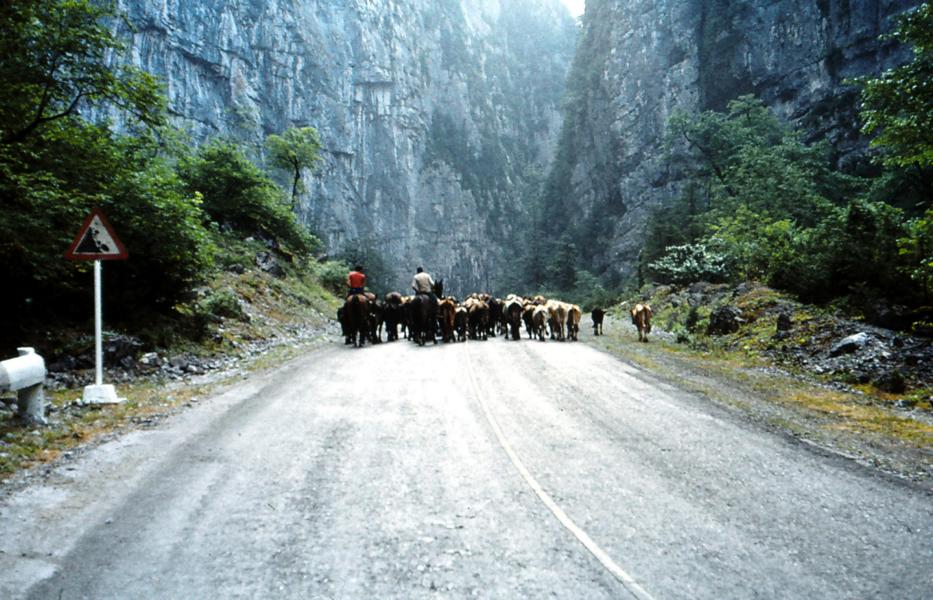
[314,260,351,296]
[649,243,731,285]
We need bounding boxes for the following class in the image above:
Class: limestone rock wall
[551,0,920,281]
[106,0,577,295]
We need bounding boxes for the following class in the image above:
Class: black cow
[591,308,605,336]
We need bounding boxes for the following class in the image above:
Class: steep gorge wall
[551,0,920,283]
[106,0,577,294]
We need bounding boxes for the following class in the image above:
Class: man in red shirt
[346,265,366,298]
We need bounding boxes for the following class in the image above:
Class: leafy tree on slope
[265,127,323,210]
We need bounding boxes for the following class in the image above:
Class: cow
[464,297,489,341]
[454,306,469,342]
[438,297,457,343]
[546,299,569,341]
[337,306,349,344]
[368,298,384,344]
[532,305,549,341]
[591,308,605,336]
[487,296,504,338]
[522,303,536,339]
[504,296,524,341]
[400,295,414,340]
[631,303,652,342]
[566,304,582,341]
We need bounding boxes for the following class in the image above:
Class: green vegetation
[0,0,165,145]
[265,127,323,209]
[638,5,932,327]
[178,141,320,257]
[641,90,930,324]
[0,0,332,355]
[856,3,933,170]
[525,4,932,320]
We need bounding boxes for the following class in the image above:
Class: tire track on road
[463,342,657,600]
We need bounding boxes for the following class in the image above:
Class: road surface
[1,337,931,598]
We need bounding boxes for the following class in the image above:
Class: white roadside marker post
[65,207,128,405]
[82,259,121,404]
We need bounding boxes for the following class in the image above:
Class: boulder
[776,312,793,332]
[168,355,189,370]
[829,332,871,357]
[874,370,907,394]
[103,334,143,362]
[255,252,285,278]
[707,305,744,335]
[139,352,162,368]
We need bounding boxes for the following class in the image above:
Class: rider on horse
[346,265,366,299]
[411,267,436,301]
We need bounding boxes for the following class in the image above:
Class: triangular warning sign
[65,208,128,260]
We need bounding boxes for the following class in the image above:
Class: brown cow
[454,306,469,342]
[566,304,582,341]
[383,292,404,341]
[545,299,568,341]
[532,305,549,341]
[631,303,652,342]
[464,297,489,341]
[438,297,457,343]
[522,303,536,339]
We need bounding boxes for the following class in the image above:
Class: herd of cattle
[338,282,653,348]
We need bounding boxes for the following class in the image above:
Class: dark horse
[383,292,404,341]
[408,279,443,347]
[344,293,370,347]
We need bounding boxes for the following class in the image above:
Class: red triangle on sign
[65,207,128,261]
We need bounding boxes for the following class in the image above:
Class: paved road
[1,338,931,599]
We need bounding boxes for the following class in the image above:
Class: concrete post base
[16,384,47,425]
[82,384,124,405]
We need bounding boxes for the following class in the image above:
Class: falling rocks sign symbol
[65,207,128,261]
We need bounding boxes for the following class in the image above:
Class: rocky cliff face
[550,0,920,282]
[107,0,577,294]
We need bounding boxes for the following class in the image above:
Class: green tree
[179,141,319,257]
[856,3,933,169]
[0,121,216,346]
[0,0,165,145]
[548,234,578,291]
[265,127,322,209]
[668,96,856,226]
[898,209,933,301]
[511,166,547,291]
[0,2,215,350]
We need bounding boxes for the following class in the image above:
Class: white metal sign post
[93,260,104,389]
[65,207,128,404]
